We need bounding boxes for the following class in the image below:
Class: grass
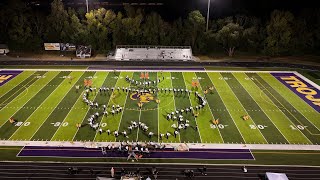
[0,68,319,165]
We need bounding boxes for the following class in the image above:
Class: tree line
[1,0,320,57]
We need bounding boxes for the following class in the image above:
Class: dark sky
[12,0,320,20]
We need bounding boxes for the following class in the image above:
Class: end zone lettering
[0,75,13,84]
[271,72,320,113]
[0,70,22,87]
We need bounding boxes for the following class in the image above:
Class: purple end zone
[17,146,254,160]
[271,72,320,113]
[0,70,23,87]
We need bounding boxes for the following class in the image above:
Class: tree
[8,13,32,50]
[85,8,117,52]
[185,10,206,52]
[265,10,295,56]
[46,0,69,42]
[215,23,243,57]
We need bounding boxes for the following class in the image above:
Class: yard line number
[51,122,69,127]
[15,122,30,126]
[290,125,307,130]
[210,124,228,129]
[249,124,267,130]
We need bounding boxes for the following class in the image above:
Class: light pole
[206,0,211,32]
[86,0,89,13]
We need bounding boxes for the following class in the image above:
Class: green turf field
[0,69,319,145]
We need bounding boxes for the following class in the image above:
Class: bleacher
[114,45,194,61]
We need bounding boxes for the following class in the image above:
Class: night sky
[4,0,320,20]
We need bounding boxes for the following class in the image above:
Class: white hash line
[169,72,182,143]
[253,74,314,144]
[0,71,37,99]
[0,72,45,129]
[237,73,291,144]
[30,72,82,141]
[115,72,133,141]
[135,72,147,142]
[93,72,123,141]
[71,72,101,141]
[182,72,204,143]
[208,73,269,144]
[272,72,320,132]
[50,73,84,141]
[157,73,159,142]
[205,73,247,145]
[8,72,61,140]
[193,72,224,143]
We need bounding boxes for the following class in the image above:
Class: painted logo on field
[0,70,22,86]
[130,92,154,103]
[271,72,320,113]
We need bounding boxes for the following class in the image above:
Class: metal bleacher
[114,45,193,61]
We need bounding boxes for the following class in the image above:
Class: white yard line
[169,72,182,143]
[0,71,37,99]
[294,72,320,90]
[71,72,101,141]
[252,75,314,144]
[181,72,204,143]
[271,72,320,132]
[208,73,269,144]
[115,73,133,141]
[50,72,91,141]
[29,72,82,141]
[205,73,247,144]
[93,72,121,141]
[157,73,160,142]
[135,73,147,142]
[237,73,292,144]
[8,72,61,140]
[0,72,50,129]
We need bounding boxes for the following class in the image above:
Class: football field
[0,69,319,145]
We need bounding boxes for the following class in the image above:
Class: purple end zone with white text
[271,72,320,112]
[0,70,22,87]
[17,146,254,160]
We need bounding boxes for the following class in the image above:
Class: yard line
[50,92,82,140]
[253,75,314,144]
[0,71,36,99]
[208,73,268,144]
[92,72,120,141]
[181,72,204,143]
[201,71,247,143]
[157,73,160,142]
[50,72,94,141]
[135,72,147,142]
[236,73,291,144]
[261,73,320,134]
[169,72,182,143]
[0,73,50,129]
[8,72,61,140]
[0,74,38,106]
[115,73,133,142]
[29,72,81,141]
[71,72,102,141]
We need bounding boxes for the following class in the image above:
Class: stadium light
[86,0,89,13]
[206,0,211,32]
